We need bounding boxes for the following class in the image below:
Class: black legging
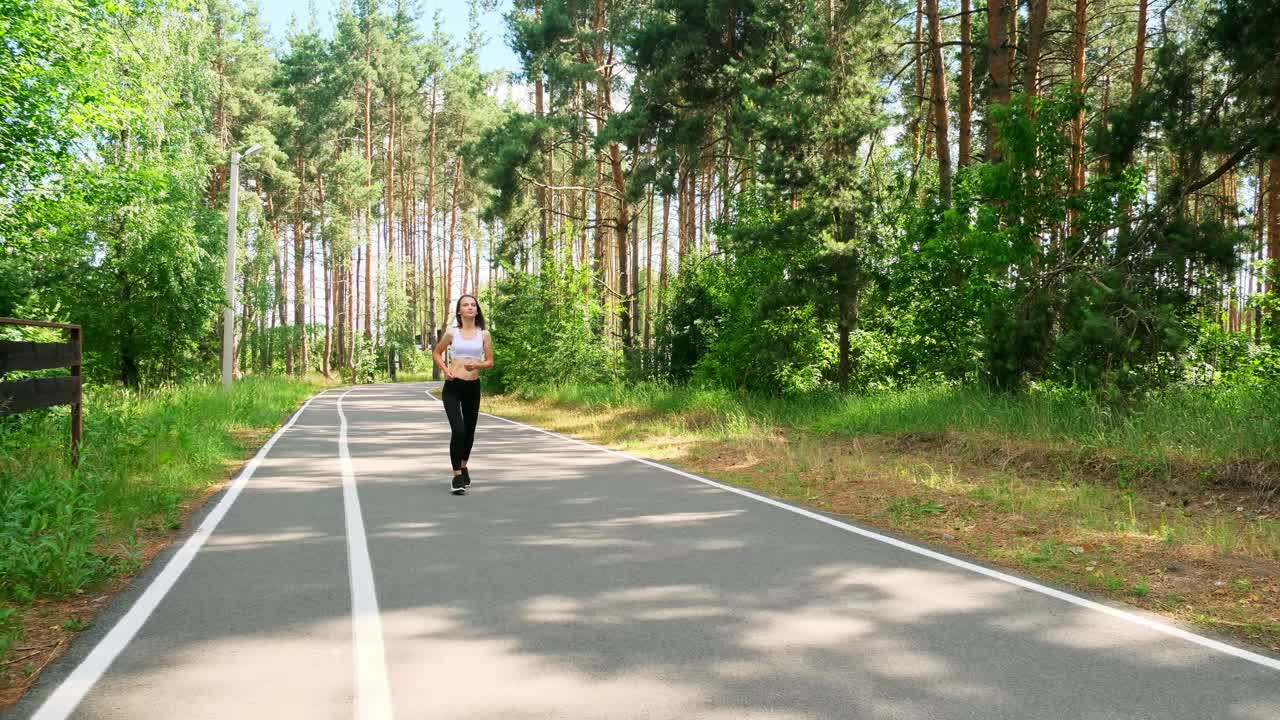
[441,378,481,471]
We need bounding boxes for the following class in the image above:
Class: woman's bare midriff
[449,358,481,381]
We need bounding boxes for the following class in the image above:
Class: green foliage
[886,496,946,524]
[38,159,223,386]
[1185,322,1280,386]
[653,255,720,384]
[350,335,381,384]
[383,260,414,355]
[487,250,619,392]
[882,91,1248,394]
[0,0,134,198]
[655,251,836,394]
[0,376,320,605]
[0,605,15,658]
[0,469,106,600]
[2,3,234,386]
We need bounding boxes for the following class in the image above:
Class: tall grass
[508,381,1280,466]
[0,376,324,605]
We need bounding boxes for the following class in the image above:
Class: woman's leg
[440,381,466,472]
[460,380,481,466]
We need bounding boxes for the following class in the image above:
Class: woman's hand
[442,366,456,379]
[462,361,480,371]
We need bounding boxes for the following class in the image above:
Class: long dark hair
[455,294,486,330]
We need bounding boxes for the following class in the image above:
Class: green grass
[506,381,1280,479]
[1022,539,1066,569]
[0,376,326,607]
[0,606,16,658]
[885,496,946,523]
[496,383,1280,564]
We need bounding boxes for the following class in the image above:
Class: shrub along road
[8,383,1280,719]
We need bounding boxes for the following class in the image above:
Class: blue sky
[259,0,521,74]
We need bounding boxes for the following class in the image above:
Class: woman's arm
[432,330,455,378]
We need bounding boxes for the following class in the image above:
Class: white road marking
[30,392,328,720]
[424,385,1280,673]
[338,388,395,720]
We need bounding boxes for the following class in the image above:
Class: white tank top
[451,327,485,360]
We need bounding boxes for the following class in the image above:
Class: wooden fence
[0,318,83,466]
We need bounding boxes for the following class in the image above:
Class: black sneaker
[461,467,472,488]
[451,474,465,492]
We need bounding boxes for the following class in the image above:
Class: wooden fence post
[0,318,84,467]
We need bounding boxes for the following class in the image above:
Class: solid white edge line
[30,391,329,720]
[425,385,1280,673]
[338,388,394,720]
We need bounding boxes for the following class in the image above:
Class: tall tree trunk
[593,144,606,287]
[238,273,251,377]
[926,0,952,204]
[320,177,332,378]
[1069,0,1088,234]
[447,157,461,323]
[1007,0,1018,72]
[348,252,357,376]
[404,136,415,334]
[294,160,308,375]
[645,185,654,352]
[605,125,632,351]
[462,218,471,295]
[912,0,924,162]
[1132,0,1148,100]
[117,234,139,387]
[354,244,361,347]
[591,0,608,319]
[1269,157,1280,332]
[426,80,438,355]
[536,53,549,255]
[689,165,699,253]
[335,254,345,377]
[207,21,228,203]
[364,64,374,341]
[386,91,396,258]
[986,0,1011,162]
[630,187,641,346]
[579,145,589,266]
[677,168,690,261]
[438,211,448,330]
[1024,0,1048,97]
[276,228,293,375]
[1254,159,1266,341]
[837,299,858,391]
[260,291,270,373]
[959,0,973,167]
[660,192,670,307]
[310,208,317,334]
[702,163,711,252]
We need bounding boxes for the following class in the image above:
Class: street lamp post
[222,143,263,390]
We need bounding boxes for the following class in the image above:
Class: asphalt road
[9,382,1280,719]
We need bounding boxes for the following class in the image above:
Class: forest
[2,0,1279,686]
[2,0,1276,395]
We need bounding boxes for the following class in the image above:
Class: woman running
[432,294,494,493]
